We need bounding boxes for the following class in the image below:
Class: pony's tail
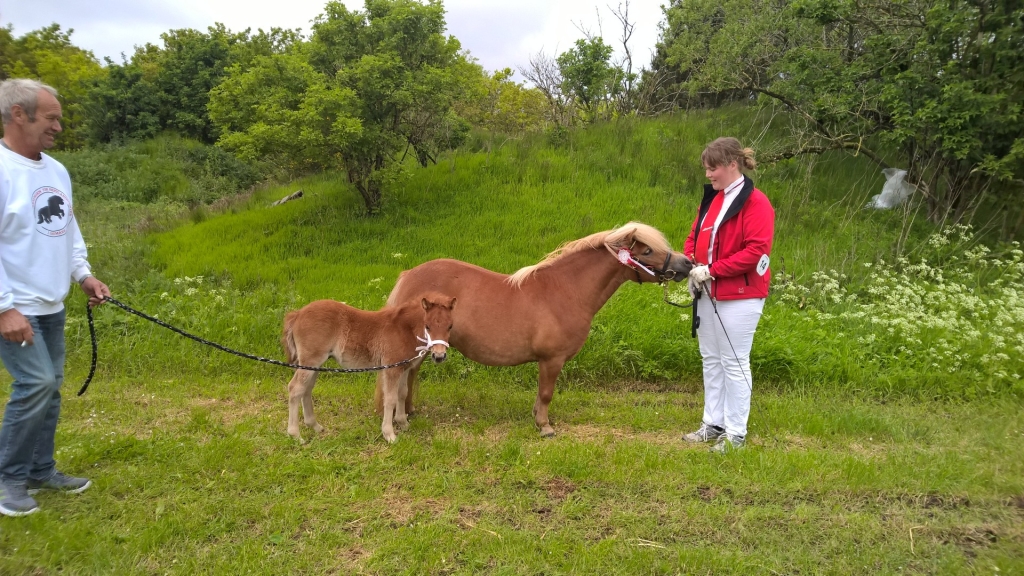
[281,310,300,364]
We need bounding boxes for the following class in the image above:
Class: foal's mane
[507,222,672,288]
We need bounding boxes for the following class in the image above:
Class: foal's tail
[281,310,300,364]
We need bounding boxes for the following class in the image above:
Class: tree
[457,68,548,136]
[0,24,105,149]
[307,0,471,213]
[86,25,299,144]
[657,0,1024,226]
[208,52,361,175]
[211,0,473,214]
[556,37,615,122]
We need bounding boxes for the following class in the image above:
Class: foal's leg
[533,358,566,438]
[404,363,422,416]
[380,368,402,443]
[301,372,325,435]
[287,369,318,441]
[394,369,411,431]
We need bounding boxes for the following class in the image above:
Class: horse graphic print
[32,186,72,237]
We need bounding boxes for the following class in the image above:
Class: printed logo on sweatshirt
[33,186,71,237]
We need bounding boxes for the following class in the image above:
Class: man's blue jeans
[0,309,66,486]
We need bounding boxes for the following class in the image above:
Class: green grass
[1,376,1022,574]
[2,110,1022,573]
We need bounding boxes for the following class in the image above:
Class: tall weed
[757,225,1024,397]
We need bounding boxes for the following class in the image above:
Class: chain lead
[78,297,428,396]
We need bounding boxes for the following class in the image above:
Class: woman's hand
[688,276,701,298]
[690,265,714,283]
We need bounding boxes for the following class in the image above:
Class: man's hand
[0,308,33,346]
[80,276,111,307]
[690,265,714,284]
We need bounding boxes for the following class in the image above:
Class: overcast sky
[1,1,668,77]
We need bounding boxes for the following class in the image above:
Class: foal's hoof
[540,426,556,438]
[383,430,398,444]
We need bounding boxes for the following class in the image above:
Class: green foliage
[52,135,261,206]
[657,0,1024,227]
[0,24,105,149]
[456,68,549,137]
[209,52,361,176]
[310,0,471,212]
[749,225,1024,398]
[556,37,615,121]
[212,0,475,214]
[86,25,300,144]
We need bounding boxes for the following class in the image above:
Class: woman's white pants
[695,296,765,437]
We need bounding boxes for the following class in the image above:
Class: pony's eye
[448,325,453,330]
[643,249,652,256]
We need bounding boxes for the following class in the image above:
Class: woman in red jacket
[681,137,775,453]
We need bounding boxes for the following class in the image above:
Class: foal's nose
[431,347,448,363]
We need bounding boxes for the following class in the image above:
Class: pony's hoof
[395,418,409,431]
[383,430,398,444]
[540,427,556,438]
[310,423,325,434]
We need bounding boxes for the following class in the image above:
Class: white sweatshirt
[0,145,91,315]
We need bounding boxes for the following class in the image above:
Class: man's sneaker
[27,472,91,495]
[0,482,40,517]
[682,423,726,443]
[710,433,746,454]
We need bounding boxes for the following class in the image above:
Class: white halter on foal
[415,328,450,356]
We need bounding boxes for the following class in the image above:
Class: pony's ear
[421,297,430,310]
[448,297,457,311]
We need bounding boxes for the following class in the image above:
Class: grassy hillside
[102,109,1021,398]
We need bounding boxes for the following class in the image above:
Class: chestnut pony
[282,293,456,443]
[377,222,692,437]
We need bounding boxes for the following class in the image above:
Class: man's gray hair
[0,79,59,124]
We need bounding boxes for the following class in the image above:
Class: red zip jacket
[683,176,775,301]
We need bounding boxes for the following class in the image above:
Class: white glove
[687,276,701,298]
[690,265,714,283]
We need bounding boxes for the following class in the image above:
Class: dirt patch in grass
[333,543,371,574]
[189,396,277,427]
[560,424,681,446]
[696,485,720,502]
[939,524,999,557]
[544,476,578,501]
[377,487,448,527]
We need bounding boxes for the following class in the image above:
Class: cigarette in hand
[20,341,27,347]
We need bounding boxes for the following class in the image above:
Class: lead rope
[77,296,432,396]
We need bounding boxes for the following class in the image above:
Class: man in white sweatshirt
[0,79,110,517]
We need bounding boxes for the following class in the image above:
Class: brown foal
[282,293,456,443]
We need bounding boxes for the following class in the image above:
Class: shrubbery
[53,135,262,206]
[755,225,1024,397]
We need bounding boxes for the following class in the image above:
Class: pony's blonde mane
[507,222,672,288]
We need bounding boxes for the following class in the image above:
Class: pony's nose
[432,351,447,363]
[671,254,694,281]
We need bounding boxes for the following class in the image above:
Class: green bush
[756,225,1024,398]
[53,135,262,206]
